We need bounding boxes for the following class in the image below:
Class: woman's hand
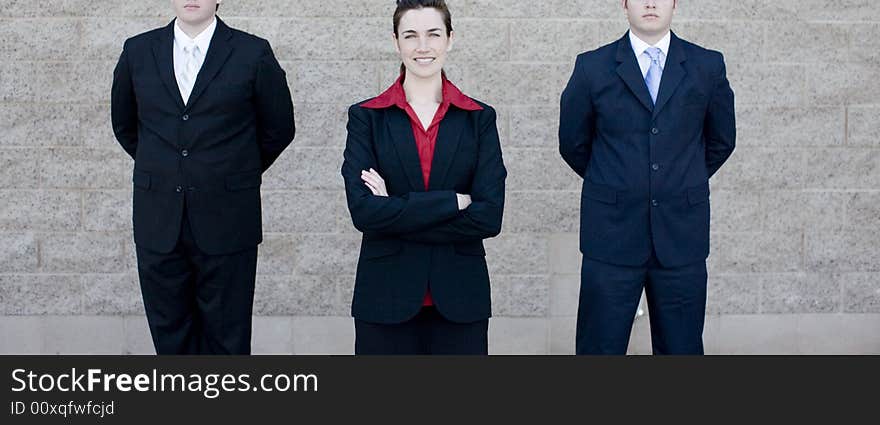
[361,168,388,197]
[362,168,471,210]
[456,194,472,210]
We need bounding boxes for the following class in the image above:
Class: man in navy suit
[559,0,735,354]
[111,0,295,354]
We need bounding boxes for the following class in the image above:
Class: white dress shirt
[173,18,216,104]
[629,30,671,78]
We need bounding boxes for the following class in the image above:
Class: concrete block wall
[0,0,878,354]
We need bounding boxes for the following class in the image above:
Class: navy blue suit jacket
[559,32,735,268]
[111,18,295,255]
[342,101,506,324]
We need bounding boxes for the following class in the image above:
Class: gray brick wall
[1,0,878,354]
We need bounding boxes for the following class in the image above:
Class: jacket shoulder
[468,99,498,124]
[675,36,727,81]
[347,101,378,125]
[229,27,271,49]
[470,99,494,113]
[676,36,725,64]
[350,98,379,113]
[121,26,167,50]
[575,39,619,64]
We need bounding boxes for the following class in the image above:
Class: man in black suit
[559,0,735,354]
[111,0,295,354]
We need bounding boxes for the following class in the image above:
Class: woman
[341,0,506,355]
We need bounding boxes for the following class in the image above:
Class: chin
[180,15,206,23]
[636,25,661,34]
[405,66,442,80]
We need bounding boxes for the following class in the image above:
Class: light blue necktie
[644,47,663,104]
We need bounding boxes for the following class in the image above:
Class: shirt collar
[361,74,483,111]
[174,17,217,53]
[628,30,671,59]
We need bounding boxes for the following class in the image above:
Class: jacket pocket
[133,170,151,190]
[454,241,486,256]
[360,239,403,259]
[687,182,710,205]
[226,171,262,191]
[582,180,618,205]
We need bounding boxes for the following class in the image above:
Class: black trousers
[354,306,489,355]
[135,210,257,355]
[576,250,708,355]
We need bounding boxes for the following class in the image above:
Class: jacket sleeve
[342,105,460,235]
[111,40,139,160]
[704,51,736,178]
[254,39,295,172]
[397,107,507,244]
[558,54,594,178]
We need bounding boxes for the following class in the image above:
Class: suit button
[175,186,183,193]
[182,114,189,121]
[651,127,659,135]
[651,199,658,207]
[181,149,189,157]
[652,164,660,171]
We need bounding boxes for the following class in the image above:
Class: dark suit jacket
[559,32,736,268]
[342,100,506,324]
[111,18,295,255]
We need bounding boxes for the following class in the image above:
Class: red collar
[361,74,483,111]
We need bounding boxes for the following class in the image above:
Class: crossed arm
[341,106,506,243]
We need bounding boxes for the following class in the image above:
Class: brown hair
[393,0,452,37]
[393,0,453,75]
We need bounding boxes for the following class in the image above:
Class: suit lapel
[184,18,235,112]
[387,109,427,191]
[152,21,185,110]
[652,32,688,119]
[615,32,654,113]
[427,108,465,191]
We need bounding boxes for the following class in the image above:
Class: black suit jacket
[111,18,295,255]
[559,32,736,268]
[342,100,506,324]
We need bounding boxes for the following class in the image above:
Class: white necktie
[180,44,201,104]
